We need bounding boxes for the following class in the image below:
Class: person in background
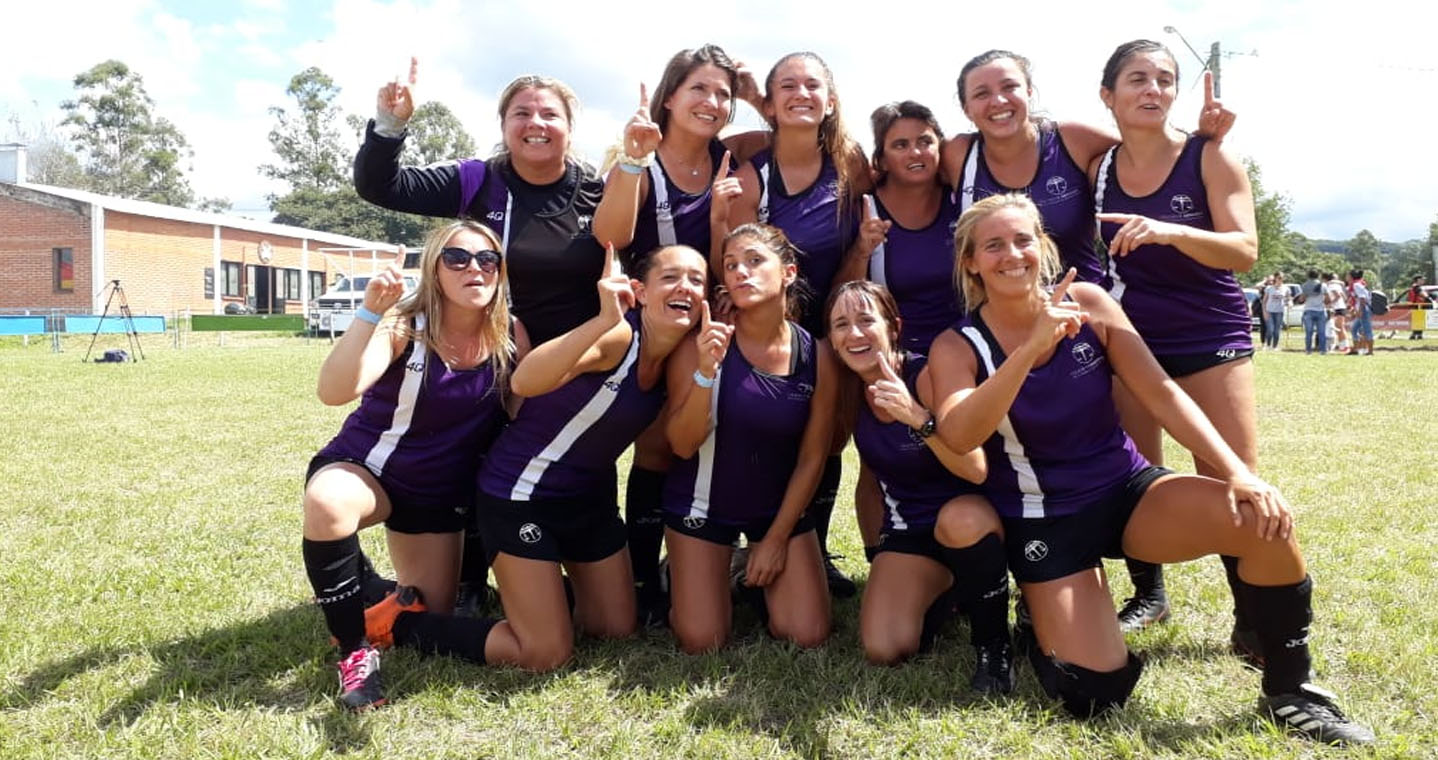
[1262,272,1288,351]
[1323,272,1348,353]
[1346,269,1374,356]
[1300,269,1328,355]
[1404,275,1428,340]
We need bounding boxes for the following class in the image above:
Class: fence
[2,308,310,351]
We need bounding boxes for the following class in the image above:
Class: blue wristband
[693,369,716,388]
[617,162,644,175]
[355,306,382,325]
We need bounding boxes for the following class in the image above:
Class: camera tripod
[83,279,145,362]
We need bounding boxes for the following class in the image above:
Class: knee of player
[1028,647,1143,720]
[674,624,727,655]
[935,503,999,548]
[301,488,364,538]
[771,616,829,649]
[861,627,919,666]
[517,634,573,672]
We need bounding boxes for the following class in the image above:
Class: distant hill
[1310,238,1420,255]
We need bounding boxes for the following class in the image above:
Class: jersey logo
[656,200,671,211]
[1071,342,1097,366]
[1045,176,1068,196]
[486,210,504,222]
[576,214,593,235]
[1023,540,1049,562]
[602,379,622,393]
[1169,194,1195,215]
[1215,348,1238,360]
[518,522,543,544]
[682,516,706,530]
[406,360,425,374]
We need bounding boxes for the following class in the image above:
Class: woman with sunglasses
[301,220,516,710]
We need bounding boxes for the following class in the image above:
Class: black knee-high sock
[942,533,1011,646]
[809,455,843,556]
[303,535,367,653]
[1125,557,1165,599]
[392,611,498,665]
[1243,575,1314,695]
[459,515,490,588]
[625,466,667,589]
[1221,555,1250,629]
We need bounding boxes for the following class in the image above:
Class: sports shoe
[1116,592,1171,633]
[364,585,425,649]
[635,580,670,629]
[824,554,858,598]
[1012,595,1036,657]
[1260,683,1374,745]
[1230,626,1265,668]
[336,645,385,711]
[970,639,1017,695]
[454,581,499,618]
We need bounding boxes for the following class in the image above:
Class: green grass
[1,333,1434,758]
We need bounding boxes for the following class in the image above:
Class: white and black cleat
[1260,683,1374,746]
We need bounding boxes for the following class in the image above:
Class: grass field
[1,332,1434,759]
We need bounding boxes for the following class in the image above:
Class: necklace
[661,147,707,178]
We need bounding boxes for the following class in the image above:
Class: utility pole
[1209,41,1222,97]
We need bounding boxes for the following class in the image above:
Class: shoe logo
[518,522,542,544]
[1285,634,1310,649]
[682,516,706,530]
[1023,540,1049,562]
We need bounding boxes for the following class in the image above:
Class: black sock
[624,466,667,589]
[1221,555,1250,630]
[941,533,1010,646]
[1243,575,1314,695]
[392,611,498,665]
[302,535,367,653]
[918,587,954,652]
[1125,557,1165,599]
[357,549,397,606]
[809,454,842,556]
[459,518,490,588]
[863,545,879,564]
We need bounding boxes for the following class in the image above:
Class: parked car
[1244,283,1309,330]
[307,273,418,334]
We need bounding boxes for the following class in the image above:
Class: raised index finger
[876,349,901,382]
[1202,70,1215,107]
[700,299,713,329]
[863,193,877,220]
[717,150,732,179]
[408,56,418,86]
[639,82,649,111]
[603,242,622,278]
[1049,267,1078,305]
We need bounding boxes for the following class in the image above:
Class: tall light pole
[1163,25,1220,96]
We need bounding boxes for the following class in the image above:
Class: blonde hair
[395,220,515,382]
[952,193,1061,312]
[492,75,583,164]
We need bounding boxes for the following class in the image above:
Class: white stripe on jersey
[879,479,907,531]
[957,139,980,213]
[961,325,1046,518]
[508,330,642,501]
[865,194,888,286]
[364,318,429,475]
[1094,147,1125,302]
[648,162,677,247]
[757,163,771,224]
[686,367,723,519]
[501,192,513,250]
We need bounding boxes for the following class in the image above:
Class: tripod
[83,279,145,362]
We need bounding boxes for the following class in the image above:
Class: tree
[1245,159,1292,284]
[1347,229,1382,287]
[401,102,478,166]
[1,110,87,188]
[60,60,195,206]
[195,197,233,214]
[261,67,349,193]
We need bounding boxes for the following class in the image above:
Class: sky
[3,0,1435,243]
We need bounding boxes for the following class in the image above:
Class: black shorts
[663,511,815,546]
[1331,308,1347,317]
[873,526,945,564]
[306,454,469,534]
[474,490,627,563]
[1001,466,1172,584]
[1154,348,1254,379]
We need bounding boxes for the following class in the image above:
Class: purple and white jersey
[663,323,818,526]
[751,148,858,334]
[479,311,665,501]
[868,192,963,354]
[958,122,1105,286]
[318,321,506,510]
[628,139,733,261]
[954,313,1148,519]
[1095,135,1252,357]
[852,353,979,532]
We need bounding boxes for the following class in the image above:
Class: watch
[913,413,936,439]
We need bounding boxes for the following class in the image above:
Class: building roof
[0,181,398,252]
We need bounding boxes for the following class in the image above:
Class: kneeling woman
[926,194,1371,745]
[827,281,1012,692]
[663,223,837,653]
[301,220,514,710]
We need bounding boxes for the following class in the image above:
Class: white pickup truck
[307,273,418,334]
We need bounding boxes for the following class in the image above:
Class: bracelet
[692,369,716,388]
[617,162,644,175]
[355,306,383,325]
[617,151,653,168]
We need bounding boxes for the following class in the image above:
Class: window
[282,269,302,300]
[221,261,241,297]
[53,247,74,293]
[309,271,325,300]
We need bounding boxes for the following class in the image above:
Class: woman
[944,49,1235,629]
[1262,272,1289,350]
[592,45,745,623]
[827,280,1011,692]
[927,193,1371,745]
[714,51,871,596]
[1325,272,1349,353]
[1090,40,1261,645]
[662,223,836,653]
[301,220,514,710]
[355,61,607,604]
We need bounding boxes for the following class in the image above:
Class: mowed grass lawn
[1,333,1434,759]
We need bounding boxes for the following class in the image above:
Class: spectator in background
[1323,272,1348,353]
[1346,269,1374,356]
[1255,274,1274,347]
[1300,269,1328,354]
[1404,275,1428,340]
[1262,272,1288,350]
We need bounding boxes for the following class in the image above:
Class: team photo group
[298,38,1373,746]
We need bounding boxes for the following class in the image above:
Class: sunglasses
[440,247,502,273]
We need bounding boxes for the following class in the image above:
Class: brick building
[0,144,398,317]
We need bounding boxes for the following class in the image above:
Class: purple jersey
[868,192,963,354]
[479,311,665,501]
[1095,135,1252,357]
[852,353,979,532]
[751,148,858,334]
[953,313,1147,519]
[663,323,818,526]
[959,121,1105,286]
[628,139,733,261]
[318,324,505,510]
